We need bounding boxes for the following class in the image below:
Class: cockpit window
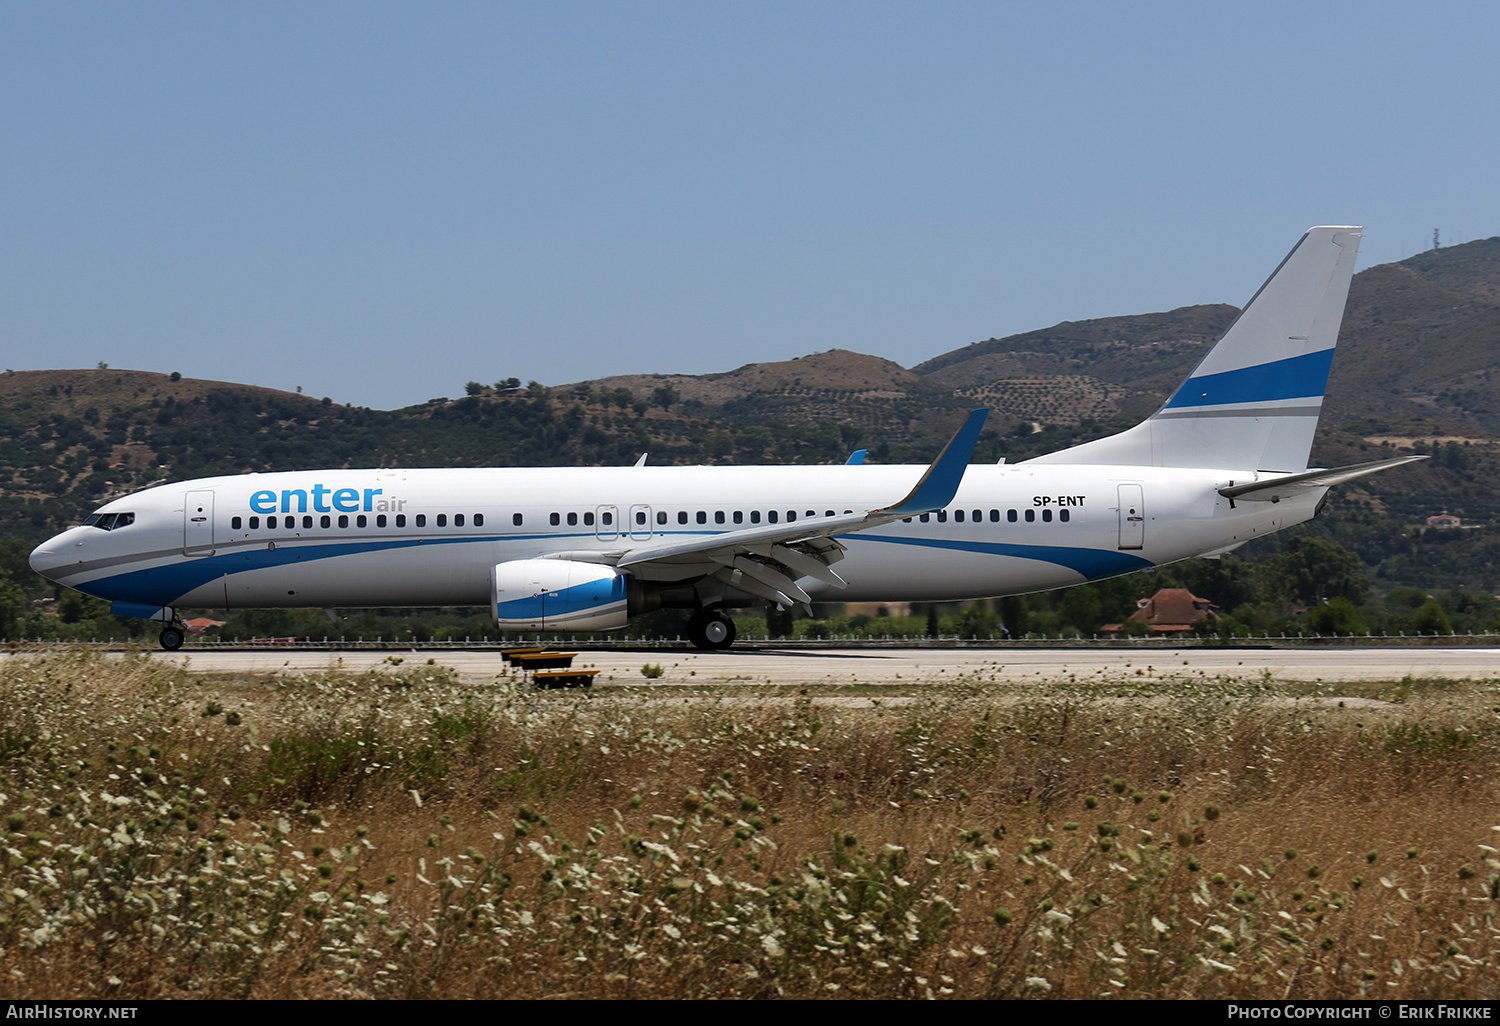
[84,512,135,531]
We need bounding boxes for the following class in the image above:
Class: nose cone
[29,536,69,583]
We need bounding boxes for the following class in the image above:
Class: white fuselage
[29,462,1316,613]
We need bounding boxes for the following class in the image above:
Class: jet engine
[491,559,637,631]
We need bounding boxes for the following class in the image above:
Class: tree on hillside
[1411,600,1453,635]
[1308,597,1366,636]
[1259,537,1369,607]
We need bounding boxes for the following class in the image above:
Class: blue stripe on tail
[1164,349,1334,409]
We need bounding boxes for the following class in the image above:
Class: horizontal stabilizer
[1219,455,1426,502]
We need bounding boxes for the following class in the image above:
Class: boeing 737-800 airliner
[29,227,1421,651]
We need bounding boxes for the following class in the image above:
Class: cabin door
[183,489,216,557]
[1117,484,1145,550]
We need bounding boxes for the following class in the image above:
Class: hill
[912,237,1500,435]
[5,237,1500,593]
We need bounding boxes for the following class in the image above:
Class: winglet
[845,449,868,466]
[881,409,988,517]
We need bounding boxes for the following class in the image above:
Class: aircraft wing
[1218,455,1427,502]
[602,410,988,608]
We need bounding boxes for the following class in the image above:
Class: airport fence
[10,630,1500,652]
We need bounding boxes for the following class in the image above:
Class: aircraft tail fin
[1027,226,1362,472]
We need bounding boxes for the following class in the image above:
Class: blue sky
[3,1,1496,410]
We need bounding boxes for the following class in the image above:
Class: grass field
[2,650,1498,999]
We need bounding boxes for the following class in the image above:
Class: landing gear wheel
[158,626,185,651]
[687,611,736,650]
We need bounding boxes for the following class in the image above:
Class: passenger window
[549,513,560,526]
[696,511,707,525]
[321,515,332,528]
[954,510,965,523]
[568,512,579,526]
[751,510,761,524]
[232,516,242,530]
[455,513,465,527]
[583,512,593,526]
[1025,509,1035,522]
[714,511,725,524]
[825,510,835,518]
[339,515,349,528]
[416,514,427,527]
[1007,509,1017,522]
[602,511,612,525]
[377,514,387,527]
[474,513,484,527]
[513,513,523,526]
[358,514,368,527]
[1042,509,1053,522]
[268,515,279,529]
[920,513,930,523]
[990,509,1000,522]
[972,509,981,521]
[786,511,796,521]
[395,514,405,528]
[249,516,260,530]
[733,511,743,524]
[768,511,779,524]
[657,511,667,525]
[937,510,947,523]
[304,515,314,529]
[637,511,647,525]
[1060,509,1070,523]
[677,511,688,524]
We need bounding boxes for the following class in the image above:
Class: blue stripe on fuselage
[76,535,500,605]
[855,535,1154,580]
[1163,349,1333,410]
[77,530,1154,607]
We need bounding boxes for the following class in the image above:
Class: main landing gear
[686,610,736,650]
[158,624,186,651]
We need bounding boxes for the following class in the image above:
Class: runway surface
[115,645,1500,687]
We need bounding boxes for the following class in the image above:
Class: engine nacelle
[491,559,632,631]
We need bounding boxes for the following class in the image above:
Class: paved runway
[118,644,1500,687]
